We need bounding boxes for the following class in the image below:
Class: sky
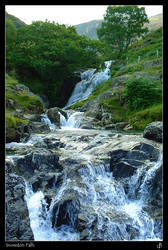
[5,5,163,26]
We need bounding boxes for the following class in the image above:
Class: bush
[122,77,162,111]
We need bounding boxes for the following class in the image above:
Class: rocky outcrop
[5,123,163,241]
[5,168,34,240]
[110,143,160,179]
[12,148,61,178]
[143,121,163,142]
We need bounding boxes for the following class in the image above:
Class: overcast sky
[5,5,163,26]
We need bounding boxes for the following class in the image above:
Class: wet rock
[115,122,129,130]
[110,143,160,178]
[143,121,163,143]
[47,107,60,126]
[16,124,31,142]
[14,148,61,177]
[132,143,160,162]
[43,138,65,149]
[112,161,136,178]
[29,121,50,133]
[5,173,34,240]
[52,198,80,229]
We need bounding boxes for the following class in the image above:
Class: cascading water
[24,155,162,241]
[66,60,112,107]
[41,114,57,130]
[6,58,162,242]
[59,111,84,129]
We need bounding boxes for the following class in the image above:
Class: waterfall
[66,60,112,107]
[59,112,84,129]
[41,114,57,130]
[24,181,80,241]
[24,155,162,241]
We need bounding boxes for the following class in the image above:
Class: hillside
[70,27,162,131]
[75,19,102,40]
[5,74,45,142]
[5,11,26,28]
[75,13,163,40]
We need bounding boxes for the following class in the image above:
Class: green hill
[5,11,26,28]
[70,27,163,131]
[75,13,163,40]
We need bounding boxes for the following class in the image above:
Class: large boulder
[12,148,61,178]
[110,143,160,179]
[143,121,163,143]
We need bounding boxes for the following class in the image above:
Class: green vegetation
[128,104,162,130]
[122,77,162,111]
[71,26,162,131]
[74,14,162,41]
[5,11,26,28]
[5,10,162,132]
[124,27,162,63]
[97,5,149,57]
[6,75,44,113]
[6,112,28,129]
[6,20,106,107]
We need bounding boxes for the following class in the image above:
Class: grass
[6,112,28,129]
[5,74,44,113]
[128,103,162,130]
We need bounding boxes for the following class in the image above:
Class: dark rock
[14,148,60,177]
[43,138,65,149]
[132,143,160,161]
[52,199,80,229]
[47,107,61,126]
[110,144,160,179]
[5,173,34,240]
[143,121,163,143]
[112,161,136,178]
[110,149,128,172]
[16,124,31,142]
[126,150,149,161]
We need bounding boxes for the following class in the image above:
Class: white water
[24,182,79,241]
[24,156,162,241]
[41,114,57,130]
[59,111,84,129]
[66,60,112,107]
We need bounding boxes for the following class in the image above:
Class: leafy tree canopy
[97,5,149,56]
[10,20,105,106]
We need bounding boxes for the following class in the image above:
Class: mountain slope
[5,11,26,28]
[75,13,163,40]
[70,27,162,131]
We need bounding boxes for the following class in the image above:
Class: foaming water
[66,60,112,107]
[24,182,80,241]
[24,156,162,241]
[59,111,84,129]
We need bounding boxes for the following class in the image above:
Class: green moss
[6,112,28,129]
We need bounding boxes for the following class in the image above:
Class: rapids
[5,60,163,242]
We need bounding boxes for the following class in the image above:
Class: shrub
[122,77,162,111]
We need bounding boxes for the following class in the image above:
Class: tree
[6,18,17,71]
[12,21,105,106]
[97,5,149,56]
